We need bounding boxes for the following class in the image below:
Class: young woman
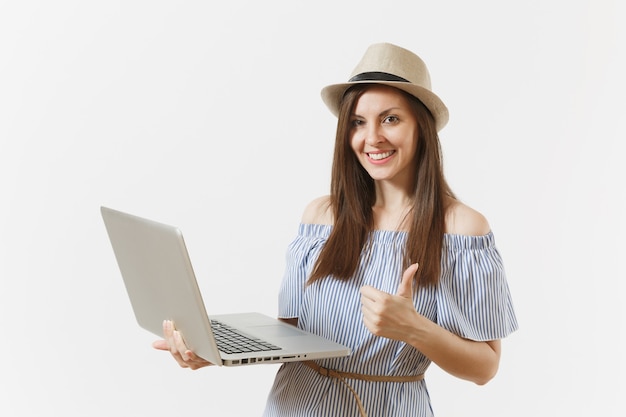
[154,43,518,417]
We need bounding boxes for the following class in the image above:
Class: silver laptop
[100,206,351,366]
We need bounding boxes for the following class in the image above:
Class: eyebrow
[351,107,403,118]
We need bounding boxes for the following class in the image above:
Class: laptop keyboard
[211,319,282,354]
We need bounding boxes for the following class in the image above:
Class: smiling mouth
[368,151,395,160]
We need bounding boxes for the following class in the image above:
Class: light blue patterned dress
[262,224,518,417]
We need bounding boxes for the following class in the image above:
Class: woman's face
[349,85,419,185]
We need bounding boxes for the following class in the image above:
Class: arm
[360,263,501,385]
[400,302,501,385]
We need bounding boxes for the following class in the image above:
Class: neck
[373,181,413,210]
[372,182,414,231]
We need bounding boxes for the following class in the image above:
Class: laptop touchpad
[251,325,306,337]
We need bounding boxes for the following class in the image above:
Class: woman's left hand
[360,263,421,342]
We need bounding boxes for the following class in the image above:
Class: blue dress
[262,224,518,417]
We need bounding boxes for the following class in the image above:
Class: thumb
[396,263,419,298]
[152,339,170,351]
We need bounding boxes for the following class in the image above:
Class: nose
[364,124,384,146]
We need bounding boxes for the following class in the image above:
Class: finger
[152,339,170,351]
[360,285,383,301]
[168,346,191,369]
[396,263,419,298]
[184,350,213,368]
[360,296,372,318]
[172,347,213,370]
[164,321,188,365]
[163,320,176,353]
[360,302,384,337]
[173,330,191,361]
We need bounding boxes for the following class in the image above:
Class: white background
[1,1,624,416]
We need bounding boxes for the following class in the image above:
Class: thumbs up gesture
[360,263,420,342]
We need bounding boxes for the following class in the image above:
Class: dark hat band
[348,71,409,83]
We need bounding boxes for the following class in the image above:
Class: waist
[302,360,425,417]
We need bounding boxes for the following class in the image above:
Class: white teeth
[368,151,394,160]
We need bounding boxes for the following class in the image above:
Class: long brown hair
[308,84,456,288]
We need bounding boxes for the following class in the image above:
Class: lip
[366,150,395,164]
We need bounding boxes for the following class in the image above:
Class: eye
[383,115,399,124]
[351,119,364,127]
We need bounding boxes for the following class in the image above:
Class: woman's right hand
[152,320,213,370]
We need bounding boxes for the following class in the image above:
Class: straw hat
[321,42,449,131]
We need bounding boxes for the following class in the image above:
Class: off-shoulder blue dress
[262,224,518,417]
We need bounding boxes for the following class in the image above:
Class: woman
[154,42,518,417]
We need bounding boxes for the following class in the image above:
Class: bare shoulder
[445,200,491,236]
[301,195,334,225]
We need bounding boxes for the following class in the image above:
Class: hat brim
[321,81,449,132]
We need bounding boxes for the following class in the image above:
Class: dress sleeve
[277,224,330,319]
[436,232,519,341]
